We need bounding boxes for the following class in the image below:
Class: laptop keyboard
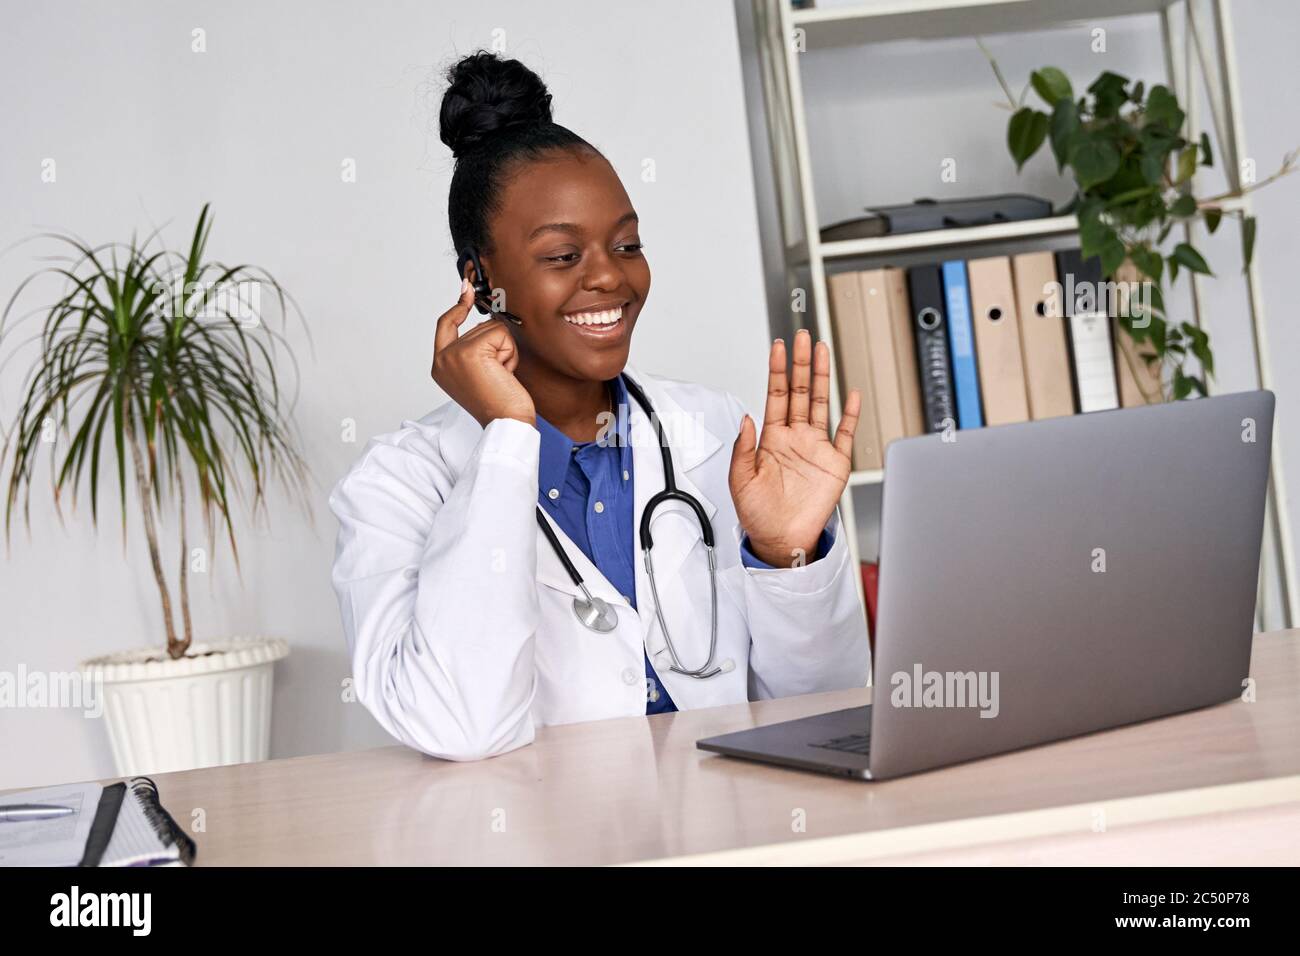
[810,732,872,755]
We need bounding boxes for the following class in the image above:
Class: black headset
[456,246,525,326]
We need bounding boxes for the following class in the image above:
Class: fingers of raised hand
[787,329,813,425]
[766,330,823,432]
[728,413,759,490]
[763,338,789,428]
[833,388,862,459]
[809,339,832,434]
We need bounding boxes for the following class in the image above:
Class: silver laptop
[697,391,1274,780]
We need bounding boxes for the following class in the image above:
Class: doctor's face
[479,148,650,383]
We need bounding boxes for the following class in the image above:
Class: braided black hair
[439,51,602,259]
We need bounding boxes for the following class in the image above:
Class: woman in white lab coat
[328,51,870,761]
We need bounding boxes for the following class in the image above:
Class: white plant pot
[80,637,289,776]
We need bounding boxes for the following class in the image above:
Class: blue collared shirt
[534,374,832,714]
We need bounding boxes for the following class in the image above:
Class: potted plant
[986,54,1297,400]
[0,204,312,775]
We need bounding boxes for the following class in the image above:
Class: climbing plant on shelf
[986,53,1297,400]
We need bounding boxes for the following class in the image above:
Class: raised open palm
[729,330,861,568]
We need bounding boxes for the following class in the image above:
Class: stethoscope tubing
[534,373,722,678]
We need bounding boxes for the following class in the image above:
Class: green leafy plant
[0,205,314,659]
[986,54,1297,400]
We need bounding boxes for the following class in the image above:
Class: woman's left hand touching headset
[430,278,537,428]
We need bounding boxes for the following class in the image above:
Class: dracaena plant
[987,55,1297,400]
[0,205,313,660]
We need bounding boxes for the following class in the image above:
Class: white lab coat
[328,362,870,761]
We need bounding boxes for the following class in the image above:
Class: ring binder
[76,775,196,867]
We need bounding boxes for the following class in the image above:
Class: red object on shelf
[860,561,879,653]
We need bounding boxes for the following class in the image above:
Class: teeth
[563,306,623,326]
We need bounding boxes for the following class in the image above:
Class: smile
[562,305,623,326]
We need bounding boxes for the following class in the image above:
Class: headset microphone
[455,246,525,326]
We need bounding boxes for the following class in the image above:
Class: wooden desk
[51,630,1300,865]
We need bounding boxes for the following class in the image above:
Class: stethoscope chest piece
[572,592,618,633]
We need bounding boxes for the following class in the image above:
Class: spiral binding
[129,776,198,865]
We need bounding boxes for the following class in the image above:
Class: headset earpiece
[455,246,492,316]
[454,245,524,325]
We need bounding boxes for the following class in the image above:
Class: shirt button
[648,682,661,703]
[593,501,605,514]
[621,667,639,685]
[547,488,559,500]
[623,470,629,481]
[621,594,632,604]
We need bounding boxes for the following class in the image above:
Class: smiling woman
[436,50,649,436]
[326,50,870,762]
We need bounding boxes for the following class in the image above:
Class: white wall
[0,0,772,789]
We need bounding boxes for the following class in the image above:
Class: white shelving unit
[747,0,1296,630]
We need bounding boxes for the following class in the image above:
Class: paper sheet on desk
[0,782,102,867]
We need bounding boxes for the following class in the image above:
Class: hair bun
[439,51,553,158]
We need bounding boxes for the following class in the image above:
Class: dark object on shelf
[819,194,1054,243]
[818,215,889,243]
[906,264,957,434]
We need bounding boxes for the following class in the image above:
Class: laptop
[697,390,1274,780]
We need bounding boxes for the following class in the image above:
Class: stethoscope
[533,374,726,680]
[456,245,725,679]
